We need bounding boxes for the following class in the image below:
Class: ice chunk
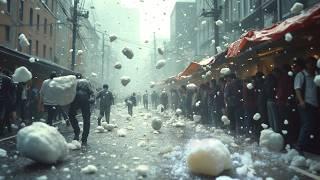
[216,176,238,180]
[36,175,48,180]
[261,123,268,129]
[253,113,261,120]
[195,101,201,107]
[17,122,69,164]
[157,48,164,55]
[18,33,30,47]
[28,57,39,63]
[117,128,127,137]
[102,122,115,131]
[186,83,197,91]
[48,75,77,105]
[215,20,224,26]
[81,165,98,174]
[216,46,223,54]
[77,50,83,55]
[193,115,201,122]
[288,71,293,76]
[221,115,230,125]
[290,2,304,14]
[120,76,131,86]
[91,72,97,77]
[95,126,105,133]
[156,59,166,69]
[259,129,284,152]
[176,108,182,115]
[150,81,155,88]
[246,83,254,90]
[151,118,162,130]
[122,47,134,59]
[220,68,231,76]
[317,59,320,69]
[114,62,122,69]
[0,148,7,157]
[285,33,293,42]
[12,66,32,83]
[314,75,320,87]
[136,165,149,176]
[109,34,117,42]
[186,139,232,176]
[290,155,306,167]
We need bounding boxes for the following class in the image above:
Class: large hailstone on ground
[259,129,284,152]
[16,122,69,164]
[290,2,304,14]
[122,47,134,59]
[220,68,231,77]
[48,75,77,105]
[186,139,232,176]
[151,118,162,131]
[120,76,131,86]
[156,59,166,69]
[12,66,32,83]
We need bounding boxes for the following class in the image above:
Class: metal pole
[213,0,219,54]
[153,32,157,65]
[71,0,79,71]
[101,32,105,82]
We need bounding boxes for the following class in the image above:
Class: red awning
[177,56,215,79]
[227,2,320,58]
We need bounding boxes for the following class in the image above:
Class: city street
[0,105,319,180]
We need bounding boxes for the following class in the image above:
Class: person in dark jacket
[160,89,169,111]
[143,90,148,109]
[0,70,16,135]
[126,93,137,116]
[68,73,94,146]
[96,84,114,125]
[151,91,158,109]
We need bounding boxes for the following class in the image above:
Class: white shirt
[294,70,318,107]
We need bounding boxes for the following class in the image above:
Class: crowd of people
[142,57,319,154]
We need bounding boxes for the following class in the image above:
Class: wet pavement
[0,104,319,180]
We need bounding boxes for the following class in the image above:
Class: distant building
[170,1,197,69]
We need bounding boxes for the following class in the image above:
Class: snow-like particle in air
[29,57,37,63]
[290,2,304,14]
[109,34,117,42]
[285,33,293,42]
[157,48,164,55]
[216,46,223,54]
[284,119,289,125]
[317,59,320,69]
[282,130,288,135]
[253,113,261,120]
[220,68,231,76]
[246,83,254,90]
[81,165,98,174]
[18,33,30,47]
[136,165,149,177]
[288,71,293,76]
[150,81,155,88]
[122,47,134,59]
[261,123,268,129]
[114,62,122,69]
[0,148,7,157]
[176,108,182,115]
[310,134,314,139]
[314,75,320,87]
[12,66,32,83]
[77,50,83,55]
[156,59,166,69]
[120,76,131,86]
[201,20,207,25]
[221,115,230,125]
[91,72,97,77]
[69,49,73,53]
[215,20,224,26]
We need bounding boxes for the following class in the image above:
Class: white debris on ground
[48,75,77,105]
[155,59,166,69]
[102,122,115,131]
[81,165,98,174]
[122,47,134,59]
[151,117,162,131]
[135,165,149,176]
[120,76,131,86]
[0,148,7,157]
[16,122,69,164]
[259,129,284,152]
[12,66,32,83]
[186,139,232,176]
[290,2,304,14]
[117,128,127,137]
[95,126,105,133]
[220,68,231,76]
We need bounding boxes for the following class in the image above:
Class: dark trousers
[227,106,244,136]
[98,106,111,125]
[143,101,148,109]
[45,105,58,126]
[69,99,91,143]
[128,105,133,116]
[297,103,318,152]
[0,103,12,134]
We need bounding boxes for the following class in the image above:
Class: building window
[37,14,40,30]
[19,0,24,21]
[44,18,47,34]
[50,24,53,37]
[43,45,47,58]
[36,40,39,56]
[49,47,52,59]
[29,40,32,55]
[5,26,10,41]
[6,0,11,13]
[29,8,33,26]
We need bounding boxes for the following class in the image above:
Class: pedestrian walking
[143,90,148,109]
[126,93,137,116]
[151,91,158,109]
[96,84,114,125]
[39,71,58,126]
[68,73,94,146]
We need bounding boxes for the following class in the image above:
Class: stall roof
[177,56,215,79]
[227,2,320,58]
